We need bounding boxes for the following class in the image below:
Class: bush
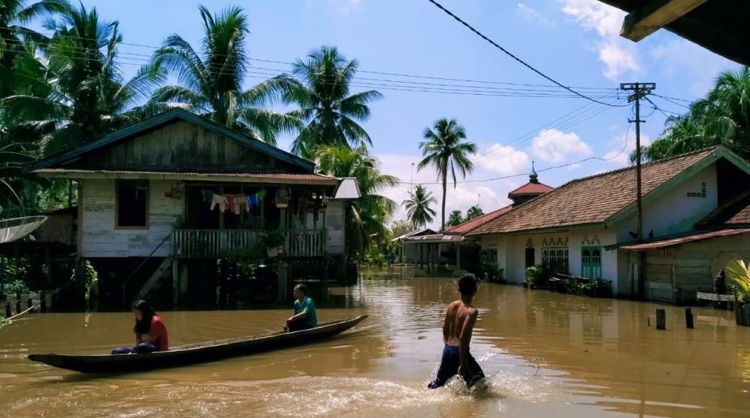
[726,259,750,302]
[526,264,553,288]
[1,279,31,295]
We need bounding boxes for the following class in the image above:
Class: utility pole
[620,82,655,298]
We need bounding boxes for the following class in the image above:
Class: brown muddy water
[1,272,749,417]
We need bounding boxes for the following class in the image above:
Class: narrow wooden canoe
[28,315,367,374]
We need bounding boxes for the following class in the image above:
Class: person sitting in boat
[111,300,169,354]
[285,284,317,332]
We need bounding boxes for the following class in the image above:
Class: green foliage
[466,205,483,220]
[261,228,286,248]
[525,264,553,289]
[148,5,298,145]
[285,46,382,158]
[446,210,464,227]
[71,259,98,295]
[726,259,750,302]
[638,67,750,162]
[418,118,477,231]
[402,185,436,229]
[1,279,31,294]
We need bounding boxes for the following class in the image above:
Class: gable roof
[444,205,513,235]
[470,147,750,236]
[696,191,750,227]
[508,181,553,197]
[30,109,315,172]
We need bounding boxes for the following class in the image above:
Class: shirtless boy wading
[428,274,485,389]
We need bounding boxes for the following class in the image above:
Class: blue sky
[72,0,739,226]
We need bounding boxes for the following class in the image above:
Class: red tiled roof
[469,147,720,236]
[619,228,750,251]
[508,182,554,197]
[444,205,513,235]
[33,169,340,185]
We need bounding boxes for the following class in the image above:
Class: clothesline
[201,189,268,214]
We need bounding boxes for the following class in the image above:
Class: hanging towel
[211,194,227,212]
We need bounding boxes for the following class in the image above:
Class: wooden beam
[621,0,708,41]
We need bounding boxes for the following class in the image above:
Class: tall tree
[640,67,750,161]
[0,0,69,95]
[316,144,396,258]
[1,2,163,154]
[285,46,382,158]
[148,5,298,145]
[446,210,463,227]
[403,185,436,229]
[417,118,476,231]
[466,205,484,220]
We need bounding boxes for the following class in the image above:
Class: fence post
[685,308,694,329]
[656,308,666,330]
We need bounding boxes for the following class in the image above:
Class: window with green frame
[581,246,602,279]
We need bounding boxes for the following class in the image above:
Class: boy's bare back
[443,300,478,346]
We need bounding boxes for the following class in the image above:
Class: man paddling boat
[285,284,318,332]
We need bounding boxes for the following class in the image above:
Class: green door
[581,246,602,279]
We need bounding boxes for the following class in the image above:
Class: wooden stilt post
[656,308,666,330]
[685,308,694,329]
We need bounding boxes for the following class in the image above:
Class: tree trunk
[441,174,447,232]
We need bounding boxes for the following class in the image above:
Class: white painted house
[31,109,358,306]
[469,147,750,302]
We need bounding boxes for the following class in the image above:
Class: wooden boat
[28,315,367,373]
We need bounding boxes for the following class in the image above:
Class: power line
[423,0,626,108]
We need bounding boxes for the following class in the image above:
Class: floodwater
[2,272,750,417]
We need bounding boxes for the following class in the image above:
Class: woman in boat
[111,300,169,354]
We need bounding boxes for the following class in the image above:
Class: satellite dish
[0,216,48,244]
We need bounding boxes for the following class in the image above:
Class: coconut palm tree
[148,5,298,145]
[641,67,750,161]
[403,185,436,229]
[1,2,164,154]
[316,144,397,256]
[285,46,382,158]
[446,210,463,227]
[0,0,69,95]
[417,118,476,231]
[466,205,484,220]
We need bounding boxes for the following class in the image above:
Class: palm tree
[0,0,69,95]
[417,118,476,231]
[642,67,750,161]
[316,144,396,257]
[403,185,436,229]
[1,2,163,154]
[446,210,463,227]
[466,205,484,220]
[148,5,299,145]
[285,46,382,158]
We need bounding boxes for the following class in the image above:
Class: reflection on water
[2,272,750,417]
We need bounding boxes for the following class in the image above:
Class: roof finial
[529,161,539,183]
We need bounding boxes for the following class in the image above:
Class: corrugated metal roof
[33,169,340,185]
[402,233,465,243]
[444,205,513,235]
[619,228,750,251]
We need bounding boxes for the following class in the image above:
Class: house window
[116,180,149,228]
[581,246,602,279]
[542,246,568,273]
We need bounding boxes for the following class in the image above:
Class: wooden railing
[174,229,326,258]
[285,229,326,257]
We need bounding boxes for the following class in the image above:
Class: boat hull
[28,315,367,374]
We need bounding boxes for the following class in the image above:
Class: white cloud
[559,0,641,80]
[530,129,593,164]
[559,0,622,37]
[474,143,530,175]
[517,3,555,28]
[598,40,642,80]
[331,0,362,15]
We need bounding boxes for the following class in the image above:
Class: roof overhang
[332,177,361,199]
[32,169,340,186]
[596,0,750,66]
[402,234,465,244]
[616,228,750,251]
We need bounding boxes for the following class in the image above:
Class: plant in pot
[262,229,286,258]
[726,259,750,326]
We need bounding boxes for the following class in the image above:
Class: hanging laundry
[201,189,214,204]
[210,194,227,212]
[256,189,267,201]
[227,194,246,215]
